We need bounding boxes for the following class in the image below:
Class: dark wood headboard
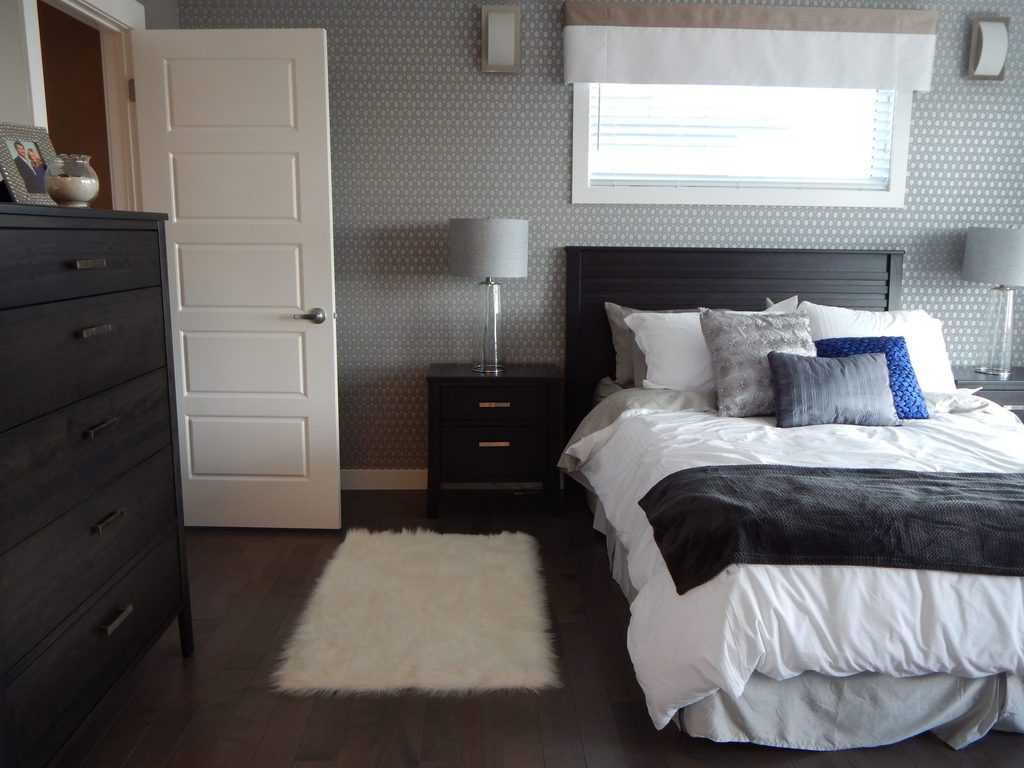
[564,246,905,435]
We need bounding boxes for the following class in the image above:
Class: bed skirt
[588,493,1024,750]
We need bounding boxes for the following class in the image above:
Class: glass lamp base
[473,363,504,375]
[979,286,1016,379]
[475,278,503,375]
[975,366,1012,379]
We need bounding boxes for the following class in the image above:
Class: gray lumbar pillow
[700,310,816,417]
[769,351,900,428]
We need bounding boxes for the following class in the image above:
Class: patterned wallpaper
[179,0,1024,470]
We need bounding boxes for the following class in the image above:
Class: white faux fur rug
[273,528,559,694]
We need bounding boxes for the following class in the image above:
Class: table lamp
[448,218,528,374]
[963,227,1024,377]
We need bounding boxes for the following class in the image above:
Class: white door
[133,29,341,529]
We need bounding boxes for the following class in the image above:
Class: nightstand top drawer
[427,363,562,383]
[952,366,1024,391]
[440,384,544,424]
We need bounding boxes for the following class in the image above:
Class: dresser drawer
[1,448,176,672]
[5,537,181,768]
[0,228,161,310]
[440,427,546,482]
[0,287,166,431]
[0,370,171,552]
[440,384,543,424]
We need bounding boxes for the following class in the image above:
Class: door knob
[293,307,326,324]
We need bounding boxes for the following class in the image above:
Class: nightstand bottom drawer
[440,427,546,482]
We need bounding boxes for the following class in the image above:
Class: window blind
[588,83,896,191]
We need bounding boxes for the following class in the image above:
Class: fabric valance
[563,1,938,91]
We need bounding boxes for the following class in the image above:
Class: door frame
[22,0,144,209]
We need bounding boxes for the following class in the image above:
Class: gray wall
[178,0,1024,470]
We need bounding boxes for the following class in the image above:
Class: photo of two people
[6,139,47,194]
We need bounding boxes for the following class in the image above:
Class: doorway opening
[37,0,114,209]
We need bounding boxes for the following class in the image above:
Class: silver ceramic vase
[45,154,100,208]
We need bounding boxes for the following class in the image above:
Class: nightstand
[953,366,1024,422]
[427,363,563,516]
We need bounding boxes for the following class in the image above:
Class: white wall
[0,0,45,126]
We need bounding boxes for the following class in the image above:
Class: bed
[560,246,1024,750]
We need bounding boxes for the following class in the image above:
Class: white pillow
[765,295,799,312]
[798,301,957,393]
[624,311,714,393]
[623,299,800,392]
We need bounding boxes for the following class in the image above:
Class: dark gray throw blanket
[639,465,1024,596]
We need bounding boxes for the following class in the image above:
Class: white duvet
[567,391,1024,729]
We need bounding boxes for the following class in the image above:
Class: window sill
[570,183,906,208]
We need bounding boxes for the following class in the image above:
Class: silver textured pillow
[700,310,816,417]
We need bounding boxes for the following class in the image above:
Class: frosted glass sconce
[968,17,1009,80]
[481,5,521,73]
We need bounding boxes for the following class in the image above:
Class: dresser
[427,364,563,516]
[953,366,1024,422]
[0,205,193,768]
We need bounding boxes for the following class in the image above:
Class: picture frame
[0,123,57,205]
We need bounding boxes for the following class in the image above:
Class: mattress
[567,387,1024,749]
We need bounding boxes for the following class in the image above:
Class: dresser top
[428,363,562,382]
[953,366,1024,389]
[0,203,167,222]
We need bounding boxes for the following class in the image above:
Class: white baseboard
[340,469,428,491]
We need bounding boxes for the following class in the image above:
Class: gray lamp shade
[447,218,528,279]
[963,227,1024,286]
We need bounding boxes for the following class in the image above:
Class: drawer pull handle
[78,323,115,340]
[479,441,511,448]
[72,257,109,270]
[83,416,120,440]
[479,401,511,409]
[99,604,134,637]
[91,507,127,536]
[1006,405,1024,412]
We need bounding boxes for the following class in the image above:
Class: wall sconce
[968,17,1009,80]
[481,4,521,73]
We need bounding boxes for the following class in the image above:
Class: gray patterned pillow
[700,310,816,417]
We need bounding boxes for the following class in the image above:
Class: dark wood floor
[74,491,1019,768]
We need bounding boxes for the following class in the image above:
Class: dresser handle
[91,507,127,535]
[78,323,115,340]
[72,257,108,270]
[479,401,511,409]
[1006,405,1024,412]
[478,441,511,448]
[83,416,120,440]
[99,604,134,637]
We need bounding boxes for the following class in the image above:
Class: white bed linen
[593,482,1024,750]
[568,392,1024,729]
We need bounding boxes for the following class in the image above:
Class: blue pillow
[815,336,928,420]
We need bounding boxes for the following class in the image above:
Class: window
[572,83,911,207]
